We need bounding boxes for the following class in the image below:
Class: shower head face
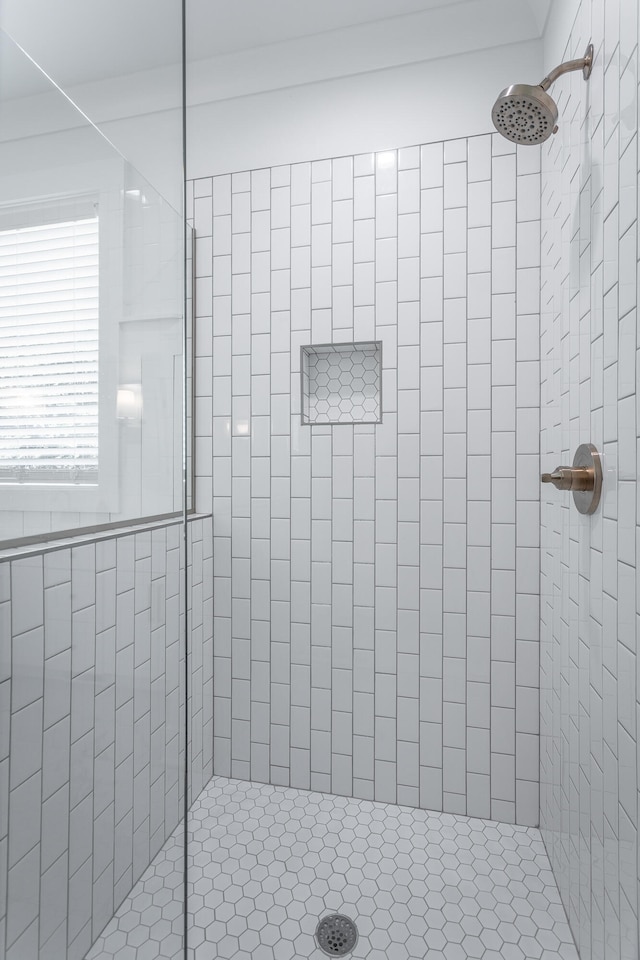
[491,84,558,144]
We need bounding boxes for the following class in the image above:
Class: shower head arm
[539,43,594,91]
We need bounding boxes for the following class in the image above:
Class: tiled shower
[191,136,542,824]
[1,0,639,959]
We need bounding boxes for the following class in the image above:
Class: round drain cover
[315,914,358,956]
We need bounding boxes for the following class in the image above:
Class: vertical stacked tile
[442,138,470,815]
[465,135,492,818]
[329,157,355,799]
[309,162,333,793]
[0,516,211,960]
[350,152,375,798]
[489,138,517,824]
[289,161,312,791]
[192,177,215,519]
[349,163,375,799]
[229,172,252,783]
[249,166,273,783]
[395,147,422,809]
[200,132,540,826]
[419,141,446,812]
[270,165,293,786]
[191,175,232,780]
[373,151,399,804]
[539,0,640,957]
[2,556,45,959]
[514,138,542,829]
[187,517,215,801]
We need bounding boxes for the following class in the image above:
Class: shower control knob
[541,443,602,515]
[541,466,590,491]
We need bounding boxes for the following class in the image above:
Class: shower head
[492,84,558,145]
[492,43,594,145]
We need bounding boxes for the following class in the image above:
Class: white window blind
[0,213,99,484]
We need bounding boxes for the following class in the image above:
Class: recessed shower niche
[300,341,382,425]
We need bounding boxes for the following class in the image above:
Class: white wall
[0,1,183,208]
[539,0,640,956]
[3,5,546,204]
[187,40,543,179]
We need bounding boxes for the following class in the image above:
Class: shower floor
[87,776,577,960]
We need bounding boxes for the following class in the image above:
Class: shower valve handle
[541,445,602,515]
[541,465,593,491]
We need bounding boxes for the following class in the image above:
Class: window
[0,209,99,485]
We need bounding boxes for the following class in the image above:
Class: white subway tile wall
[190,133,541,826]
[540,0,640,957]
[0,517,213,960]
[186,519,215,804]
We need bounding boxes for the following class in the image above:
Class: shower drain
[315,914,359,956]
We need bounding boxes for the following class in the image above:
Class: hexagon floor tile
[86,776,578,960]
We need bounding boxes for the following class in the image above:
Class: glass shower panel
[0,28,184,547]
[0,17,188,960]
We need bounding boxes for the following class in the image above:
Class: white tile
[468,180,491,228]
[444,207,467,253]
[398,169,420,214]
[311,180,332,224]
[467,135,491,181]
[11,558,43,636]
[375,150,397,194]
[213,174,232,215]
[375,238,397,282]
[516,173,540,221]
[492,154,516,201]
[443,252,466,298]
[333,200,354,243]
[443,163,466,209]
[375,194,397,239]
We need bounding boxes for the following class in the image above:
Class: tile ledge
[0,512,212,562]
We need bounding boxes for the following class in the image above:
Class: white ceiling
[1,0,180,91]
[187,0,538,60]
[2,0,552,95]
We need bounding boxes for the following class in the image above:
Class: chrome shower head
[492,43,594,145]
[492,84,558,145]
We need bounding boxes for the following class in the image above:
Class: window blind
[0,215,99,484]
